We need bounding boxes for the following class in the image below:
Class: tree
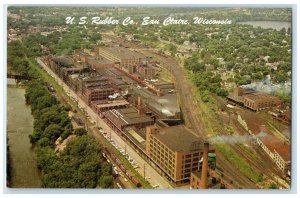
[39,135,112,188]
[74,128,87,136]
[268,182,278,189]
[98,175,114,188]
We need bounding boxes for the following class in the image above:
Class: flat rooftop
[131,85,180,117]
[87,56,113,65]
[81,75,108,82]
[95,100,129,108]
[99,46,145,60]
[105,107,154,126]
[154,125,203,152]
[88,87,114,92]
[244,92,280,101]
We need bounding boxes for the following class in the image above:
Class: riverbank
[7,81,42,188]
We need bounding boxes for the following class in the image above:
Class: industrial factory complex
[39,42,290,189]
[40,43,223,188]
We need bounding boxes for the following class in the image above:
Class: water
[238,21,291,31]
[7,79,42,188]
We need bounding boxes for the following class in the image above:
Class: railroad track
[140,50,260,188]
[102,35,287,189]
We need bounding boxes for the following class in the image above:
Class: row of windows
[151,139,174,156]
[150,153,175,178]
[150,145,175,174]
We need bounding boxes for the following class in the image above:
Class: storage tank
[208,153,216,162]
[208,153,216,169]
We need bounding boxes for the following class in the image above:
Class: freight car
[103,147,142,188]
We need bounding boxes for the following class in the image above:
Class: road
[37,58,173,189]
[91,34,260,188]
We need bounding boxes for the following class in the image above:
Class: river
[238,21,291,31]
[7,79,42,188]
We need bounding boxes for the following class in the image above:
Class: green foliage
[24,79,112,188]
[74,128,88,136]
[268,182,279,189]
[98,175,114,188]
[184,56,205,72]
[258,173,264,182]
[216,144,261,183]
[165,44,177,56]
[274,72,288,83]
[61,129,72,140]
[191,72,228,97]
[7,13,114,189]
[25,79,72,146]
[38,135,112,188]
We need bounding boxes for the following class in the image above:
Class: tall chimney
[137,96,144,115]
[200,142,209,189]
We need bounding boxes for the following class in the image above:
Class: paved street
[37,58,173,189]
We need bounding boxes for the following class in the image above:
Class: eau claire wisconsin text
[65,16,232,26]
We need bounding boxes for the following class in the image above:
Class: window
[192,162,198,167]
[192,167,198,171]
[186,154,192,158]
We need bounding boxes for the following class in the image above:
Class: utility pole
[96,115,98,128]
[143,163,146,179]
[85,103,88,130]
[124,144,127,156]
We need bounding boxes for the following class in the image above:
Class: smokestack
[200,142,209,189]
[137,96,144,115]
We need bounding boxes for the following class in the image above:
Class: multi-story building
[97,46,145,68]
[91,99,129,118]
[145,125,211,184]
[227,87,281,111]
[82,87,115,105]
[103,107,155,134]
[49,56,74,75]
[86,56,115,69]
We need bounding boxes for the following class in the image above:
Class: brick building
[257,136,291,175]
[137,64,156,80]
[145,125,212,184]
[97,46,145,68]
[82,87,115,105]
[103,107,154,134]
[227,87,281,111]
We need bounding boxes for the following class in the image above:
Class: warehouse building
[227,87,281,111]
[85,56,115,69]
[82,87,115,105]
[103,107,155,134]
[91,99,130,118]
[97,46,145,68]
[145,125,212,184]
[257,136,291,175]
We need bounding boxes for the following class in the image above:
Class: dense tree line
[37,135,113,188]
[184,54,228,99]
[192,71,228,99]
[25,80,71,145]
[24,79,113,188]
[8,35,113,188]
